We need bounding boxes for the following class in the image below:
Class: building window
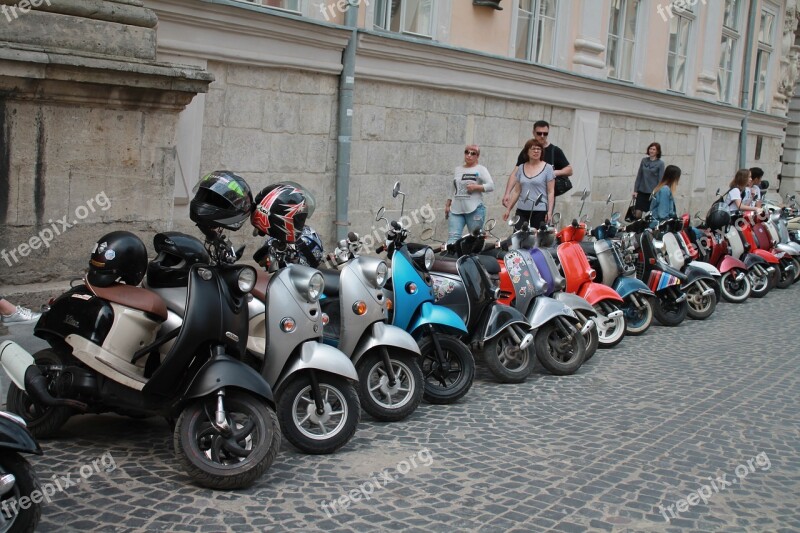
[666,5,694,93]
[606,0,640,82]
[515,0,558,66]
[374,0,434,38]
[233,0,301,12]
[717,0,741,103]
[753,8,775,111]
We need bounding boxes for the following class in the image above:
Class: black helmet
[251,182,316,243]
[146,232,209,288]
[88,231,148,287]
[706,204,731,231]
[190,171,254,231]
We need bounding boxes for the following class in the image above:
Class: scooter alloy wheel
[6,348,74,439]
[719,270,751,303]
[278,373,360,455]
[418,334,475,405]
[748,268,771,298]
[621,296,654,336]
[0,453,41,533]
[651,292,688,327]
[686,283,717,320]
[574,310,599,361]
[534,320,586,376]
[593,302,626,349]
[357,351,423,422]
[482,330,535,383]
[174,390,281,490]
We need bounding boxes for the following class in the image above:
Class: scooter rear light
[353,301,367,315]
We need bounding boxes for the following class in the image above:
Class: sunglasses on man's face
[535,131,549,137]
[464,150,479,156]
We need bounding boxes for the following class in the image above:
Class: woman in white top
[445,145,494,244]
[722,169,761,215]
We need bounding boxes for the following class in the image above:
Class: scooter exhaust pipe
[0,341,87,412]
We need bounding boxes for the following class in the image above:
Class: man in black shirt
[502,120,573,208]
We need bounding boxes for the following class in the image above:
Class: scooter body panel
[479,303,531,342]
[408,301,469,337]
[612,277,654,299]
[334,257,388,357]
[275,341,358,393]
[350,322,421,367]
[556,242,592,295]
[389,248,437,332]
[577,282,624,306]
[34,285,114,346]
[503,249,543,311]
[430,272,469,326]
[554,292,599,317]
[752,248,780,264]
[526,296,578,330]
[682,265,716,289]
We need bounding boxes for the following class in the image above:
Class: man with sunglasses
[445,145,494,244]
[502,120,573,208]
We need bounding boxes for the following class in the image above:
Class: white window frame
[717,0,742,103]
[514,0,559,66]
[606,0,641,82]
[231,0,304,15]
[752,4,777,112]
[666,4,695,93]
[373,0,436,39]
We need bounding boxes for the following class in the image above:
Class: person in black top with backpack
[502,120,573,208]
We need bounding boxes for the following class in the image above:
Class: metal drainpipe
[334,3,359,242]
[738,0,759,169]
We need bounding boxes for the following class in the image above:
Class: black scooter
[0,410,42,532]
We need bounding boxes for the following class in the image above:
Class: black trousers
[514,209,547,231]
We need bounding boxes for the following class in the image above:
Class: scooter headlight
[308,272,324,302]
[375,261,388,287]
[237,266,257,293]
[424,247,435,271]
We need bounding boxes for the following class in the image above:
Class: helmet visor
[193,173,251,210]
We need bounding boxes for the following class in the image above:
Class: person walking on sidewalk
[502,137,554,230]
[445,145,494,244]
[632,142,665,220]
[0,297,41,324]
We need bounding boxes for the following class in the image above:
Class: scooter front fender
[554,292,599,317]
[577,282,624,306]
[184,353,275,407]
[275,341,359,393]
[686,261,721,277]
[744,253,768,268]
[409,302,468,337]
[752,249,780,264]
[612,277,654,299]
[527,297,578,330]
[682,265,716,289]
[0,412,42,455]
[350,322,421,367]
[479,303,531,342]
[718,256,748,274]
[775,243,799,256]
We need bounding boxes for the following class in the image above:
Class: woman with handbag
[632,142,665,220]
[502,137,554,230]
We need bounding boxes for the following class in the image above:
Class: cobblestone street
[1,286,799,532]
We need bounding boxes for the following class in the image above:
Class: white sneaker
[1,306,41,324]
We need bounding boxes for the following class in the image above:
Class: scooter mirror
[611,212,621,223]
[534,193,544,207]
[509,215,520,226]
[376,206,386,222]
[551,213,561,225]
[760,180,770,190]
[235,245,246,260]
[484,219,496,232]
[392,182,401,198]
[420,227,435,241]
[714,188,720,196]
[606,193,612,204]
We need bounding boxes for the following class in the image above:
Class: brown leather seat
[252,270,271,302]
[432,259,459,275]
[86,280,168,322]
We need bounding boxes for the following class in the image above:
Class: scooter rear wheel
[418,335,475,405]
[534,320,586,376]
[720,270,751,302]
[776,259,795,289]
[357,351,423,421]
[174,390,281,489]
[482,330,535,383]
[6,349,74,439]
[0,453,41,533]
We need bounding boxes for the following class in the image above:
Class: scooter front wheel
[574,310,599,361]
[748,268,771,298]
[652,292,688,326]
[278,373,360,455]
[622,296,654,336]
[720,270,751,302]
[686,283,717,320]
[482,330,535,383]
[7,348,74,438]
[593,301,626,349]
[0,452,41,533]
[534,320,586,376]
[357,351,423,422]
[174,390,281,490]
[418,334,475,405]
[776,259,795,289]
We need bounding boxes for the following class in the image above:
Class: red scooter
[556,219,627,348]
[746,212,796,289]
[734,213,779,297]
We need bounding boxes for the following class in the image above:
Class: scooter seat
[431,258,459,275]
[476,255,501,275]
[86,280,168,322]
[319,268,341,297]
[479,248,506,260]
[252,270,271,302]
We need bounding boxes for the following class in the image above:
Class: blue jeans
[448,204,486,244]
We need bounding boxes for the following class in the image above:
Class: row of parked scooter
[0,173,797,522]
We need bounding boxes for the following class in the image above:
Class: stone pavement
[1,286,799,532]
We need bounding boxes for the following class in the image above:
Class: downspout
[334,2,359,242]
[738,0,759,169]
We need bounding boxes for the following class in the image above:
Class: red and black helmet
[251,182,316,243]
